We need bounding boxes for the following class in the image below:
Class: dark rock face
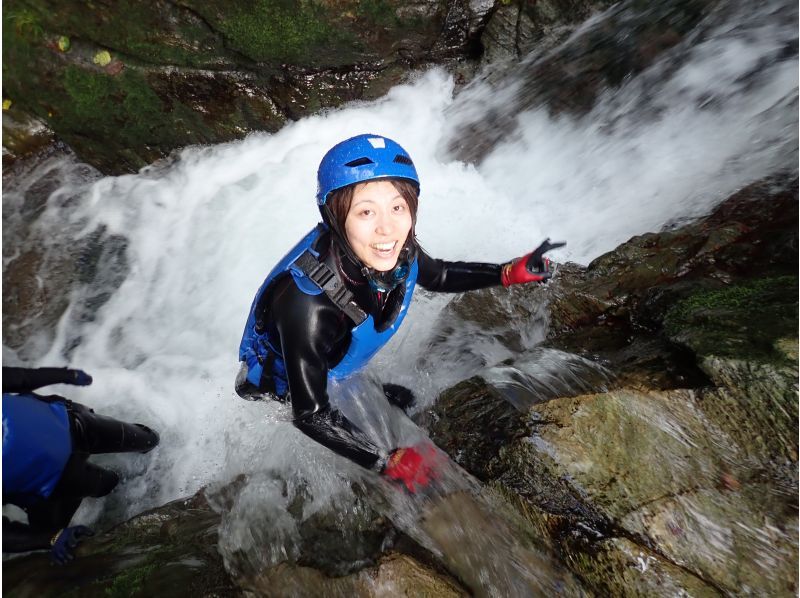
[2,0,497,173]
[536,175,798,390]
[2,477,469,597]
[2,492,239,597]
[2,0,656,173]
[447,0,725,163]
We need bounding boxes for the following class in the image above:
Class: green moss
[356,0,400,25]
[197,0,356,65]
[5,6,44,40]
[9,0,225,67]
[63,65,115,116]
[104,563,157,597]
[58,65,209,147]
[664,276,799,362]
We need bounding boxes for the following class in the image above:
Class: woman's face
[344,180,413,272]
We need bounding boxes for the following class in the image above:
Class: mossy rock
[431,374,798,595]
[664,276,799,364]
[2,0,487,173]
[662,276,799,465]
[567,537,722,597]
[1,106,56,166]
[527,387,798,595]
[2,493,238,597]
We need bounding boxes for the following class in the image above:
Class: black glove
[525,239,566,275]
[50,525,94,564]
[67,369,93,386]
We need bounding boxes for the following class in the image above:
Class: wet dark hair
[326,179,419,242]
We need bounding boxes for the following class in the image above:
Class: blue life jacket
[2,393,72,501]
[239,225,418,395]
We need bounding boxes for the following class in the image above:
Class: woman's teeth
[372,242,396,252]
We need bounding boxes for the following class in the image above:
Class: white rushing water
[2,0,797,560]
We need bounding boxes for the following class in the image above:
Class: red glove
[382,445,440,493]
[501,238,566,287]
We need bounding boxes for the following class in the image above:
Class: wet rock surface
[2,151,127,362]
[2,0,499,173]
[1,0,641,173]
[2,492,237,597]
[427,174,799,595]
[2,477,470,597]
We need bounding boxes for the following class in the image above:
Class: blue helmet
[316,134,419,205]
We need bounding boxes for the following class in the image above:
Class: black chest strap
[293,251,368,325]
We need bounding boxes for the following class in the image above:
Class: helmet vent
[345,157,374,167]
[393,154,413,166]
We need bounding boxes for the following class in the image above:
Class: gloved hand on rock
[50,525,94,565]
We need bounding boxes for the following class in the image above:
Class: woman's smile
[345,181,412,272]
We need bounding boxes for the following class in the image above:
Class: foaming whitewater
[3,0,797,586]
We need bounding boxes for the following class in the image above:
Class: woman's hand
[501,238,566,287]
[382,444,442,493]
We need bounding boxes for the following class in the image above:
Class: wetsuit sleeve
[416,249,503,292]
[271,280,385,470]
[2,517,52,552]
[2,367,79,393]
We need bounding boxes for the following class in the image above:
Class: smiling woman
[235,133,562,493]
[345,181,412,269]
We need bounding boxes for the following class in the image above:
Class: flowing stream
[2,0,797,592]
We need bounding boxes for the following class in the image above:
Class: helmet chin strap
[321,205,415,293]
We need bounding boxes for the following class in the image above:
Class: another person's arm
[2,367,92,393]
[2,518,94,563]
[2,518,52,552]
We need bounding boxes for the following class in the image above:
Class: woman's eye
[361,209,372,216]
[393,204,405,212]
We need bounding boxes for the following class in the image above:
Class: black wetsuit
[2,367,159,553]
[251,232,502,470]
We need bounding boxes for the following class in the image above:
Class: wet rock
[480,0,618,66]
[1,106,57,169]
[527,386,797,597]
[2,478,468,597]
[545,175,798,389]
[3,0,497,174]
[427,174,798,595]
[2,157,130,361]
[2,492,238,597]
[208,473,399,580]
[568,537,723,597]
[431,379,797,594]
[417,490,585,596]
[664,277,798,465]
[448,0,726,163]
[239,552,467,598]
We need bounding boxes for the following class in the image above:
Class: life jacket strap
[294,251,368,325]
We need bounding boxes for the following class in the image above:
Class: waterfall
[2,0,796,584]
